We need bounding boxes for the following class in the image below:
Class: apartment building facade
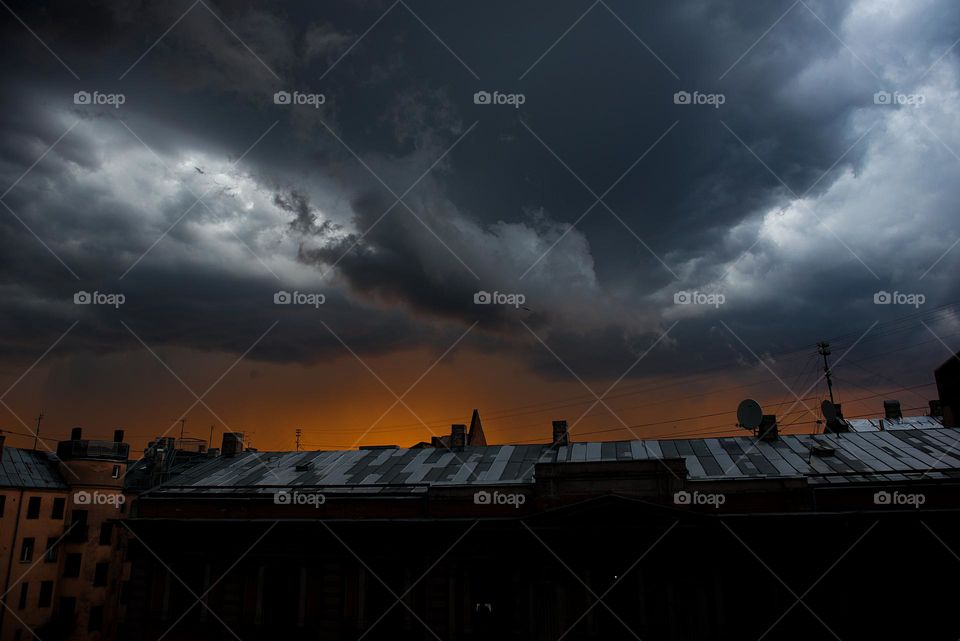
[0,430,131,641]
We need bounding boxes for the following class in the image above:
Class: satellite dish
[821,400,837,422]
[737,399,763,430]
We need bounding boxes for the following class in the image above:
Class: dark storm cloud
[1,0,960,383]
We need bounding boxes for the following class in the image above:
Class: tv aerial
[736,399,763,431]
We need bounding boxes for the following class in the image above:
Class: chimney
[70,427,82,441]
[884,400,902,421]
[758,415,778,441]
[113,429,125,443]
[450,424,466,452]
[929,399,943,417]
[552,420,569,447]
[221,432,244,457]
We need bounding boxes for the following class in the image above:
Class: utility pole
[295,428,302,452]
[208,425,214,450]
[817,342,836,406]
[32,411,43,451]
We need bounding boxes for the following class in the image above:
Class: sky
[1,0,959,454]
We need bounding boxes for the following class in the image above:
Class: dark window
[18,583,27,609]
[44,537,58,563]
[112,464,121,478]
[38,581,53,608]
[19,538,33,563]
[68,509,88,543]
[59,596,76,624]
[0,495,6,517]
[99,522,114,546]
[51,497,65,519]
[63,553,81,578]
[25,497,40,519]
[93,562,108,587]
[88,605,103,632]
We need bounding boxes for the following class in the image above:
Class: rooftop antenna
[817,342,836,406]
[737,399,763,434]
[295,428,302,452]
[32,411,44,451]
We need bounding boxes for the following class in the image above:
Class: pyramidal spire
[467,409,487,446]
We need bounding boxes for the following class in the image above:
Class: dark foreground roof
[143,426,960,495]
[0,447,67,490]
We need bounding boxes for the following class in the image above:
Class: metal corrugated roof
[0,447,67,489]
[144,427,960,494]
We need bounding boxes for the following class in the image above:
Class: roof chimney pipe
[113,429,125,443]
[450,424,466,452]
[552,420,569,447]
[221,432,244,457]
[884,400,902,421]
[70,427,82,441]
[758,415,778,441]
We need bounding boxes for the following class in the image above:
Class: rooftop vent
[810,444,836,457]
[295,460,315,472]
[884,400,902,421]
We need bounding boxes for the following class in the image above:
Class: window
[38,581,53,608]
[18,583,27,609]
[93,562,108,587]
[112,464,121,478]
[59,596,76,623]
[68,509,88,543]
[63,553,82,578]
[44,537,58,563]
[88,605,103,632]
[19,538,34,563]
[25,497,40,519]
[99,522,114,546]
[51,497,65,519]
